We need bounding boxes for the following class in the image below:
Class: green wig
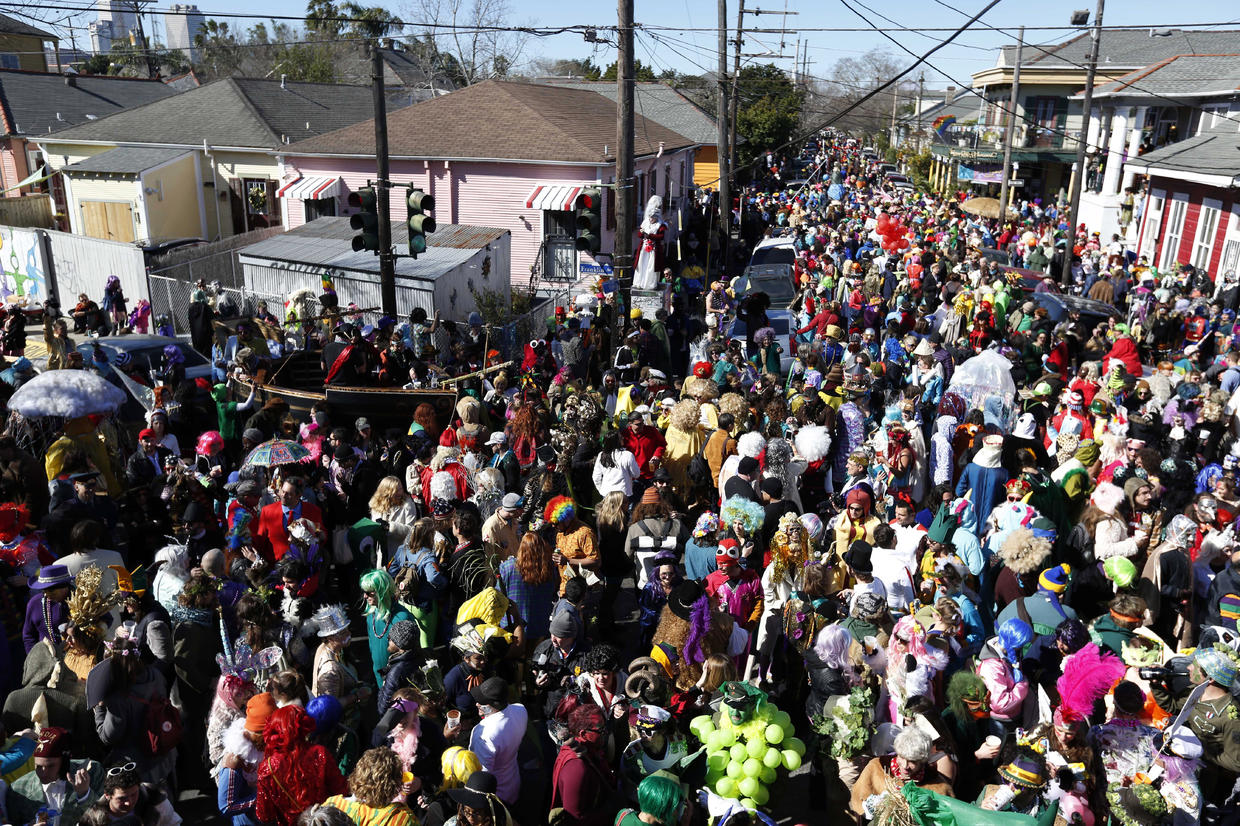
[947,669,988,725]
[637,772,685,824]
[359,568,397,621]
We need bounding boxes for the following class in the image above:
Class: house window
[1160,195,1188,270]
[305,198,336,221]
[239,178,281,230]
[1219,206,1240,276]
[1191,199,1222,271]
[1139,190,1164,262]
[0,55,18,70]
[543,209,576,283]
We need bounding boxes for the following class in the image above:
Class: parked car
[76,334,212,381]
[1031,292,1119,325]
[727,311,797,375]
[735,235,797,309]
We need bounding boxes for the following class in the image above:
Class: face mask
[477,704,496,718]
[578,728,605,747]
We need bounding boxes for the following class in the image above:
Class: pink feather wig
[1056,642,1127,719]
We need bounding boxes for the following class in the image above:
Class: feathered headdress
[1056,642,1127,719]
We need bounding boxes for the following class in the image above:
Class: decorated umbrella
[243,438,311,467]
[960,197,1018,220]
[8,370,126,418]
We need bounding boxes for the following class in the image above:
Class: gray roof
[63,146,189,174]
[532,78,718,144]
[44,77,399,149]
[1125,117,1240,179]
[0,12,54,39]
[1090,54,1240,99]
[162,71,202,93]
[898,88,985,124]
[1000,28,1240,72]
[0,70,178,137]
[239,218,507,280]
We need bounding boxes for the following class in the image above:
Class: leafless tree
[404,0,530,86]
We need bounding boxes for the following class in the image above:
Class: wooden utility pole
[728,0,745,173]
[614,0,635,288]
[1062,0,1104,287]
[371,44,397,316]
[998,26,1024,220]
[915,72,925,151]
[717,0,731,272]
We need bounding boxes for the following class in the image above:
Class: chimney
[944,85,956,104]
[280,74,287,89]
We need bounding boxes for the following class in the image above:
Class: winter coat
[977,639,1028,722]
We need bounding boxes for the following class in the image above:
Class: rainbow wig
[359,568,397,621]
[544,495,576,525]
[720,494,765,536]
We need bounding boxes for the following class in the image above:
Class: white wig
[430,471,457,502]
[737,432,767,458]
[794,425,832,463]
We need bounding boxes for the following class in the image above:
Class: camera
[1138,667,1173,682]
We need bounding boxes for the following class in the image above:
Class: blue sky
[58,0,1240,87]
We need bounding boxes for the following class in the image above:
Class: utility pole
[615,0,635,288]
[998,26,1024,221]
[728,0,745,173]
[1062,0,1104,287]
[371,43,396,316]
[130,0,157,78]
[890,84,899,148]
[915,72,924,151]
[717,0,731,274]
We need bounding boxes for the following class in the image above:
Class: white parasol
[8,369,127,418]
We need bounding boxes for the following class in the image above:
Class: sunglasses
[107,762,137,777]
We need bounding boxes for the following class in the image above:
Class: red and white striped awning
[276,175,343,200]
[526,184,582,211]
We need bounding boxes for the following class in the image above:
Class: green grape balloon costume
[690,681,805,811]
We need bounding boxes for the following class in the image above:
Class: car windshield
[743,277,796,305]
[85,341,209,373]
[730,317,791,337]
[748,246,796,267]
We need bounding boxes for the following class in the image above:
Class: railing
[943,124,1083,152]
[147,273,284,334]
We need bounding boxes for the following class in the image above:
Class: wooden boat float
[228,350,459,429]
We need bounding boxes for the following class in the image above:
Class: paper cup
[446,710,461,729]
[984,735,1001,748]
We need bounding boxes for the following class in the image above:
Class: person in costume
[620,705,690,789]
[633,196,667,292]
[850,728,954,823]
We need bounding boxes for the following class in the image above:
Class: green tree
[735,63,802,172]
[80,53,112,74]
[537,57,601,79]
[340,2,403,40]
[304,0,343,37]
[194,19,245,78]
[602,59,656,82]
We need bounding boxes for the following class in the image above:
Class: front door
[81,200,135,242]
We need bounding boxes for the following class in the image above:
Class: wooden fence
[0,194,53,229]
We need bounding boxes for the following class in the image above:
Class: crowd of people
[1,130,1240,826]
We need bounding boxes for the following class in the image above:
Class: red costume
[255,706,347,826]
[1104,336,1142,376]
[254,501,324,564]
[623,424,667,478]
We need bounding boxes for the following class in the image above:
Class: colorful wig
[544,495,575,525]
[721,495,765,536]
[359,569,397,621]
[197,430,225,456]
[440,746,482,790]
[637,773,686,823]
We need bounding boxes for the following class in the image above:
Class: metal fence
[147,273,284,335]
[493,288,573,361]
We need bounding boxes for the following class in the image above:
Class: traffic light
[347,187,379,253]
[406,187,436,256]
[575,187,601,254]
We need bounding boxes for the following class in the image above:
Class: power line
[928,0,1240,133]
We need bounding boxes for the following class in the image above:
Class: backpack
[138,695,183,756]
[687,434,714,488]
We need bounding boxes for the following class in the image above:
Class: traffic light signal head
[347,186,379,253]
[575,187,602,254]
[407,187,436,256]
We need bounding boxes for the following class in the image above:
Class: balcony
[945,123,1081,152]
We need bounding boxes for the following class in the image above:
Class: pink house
[276,79,699,288]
